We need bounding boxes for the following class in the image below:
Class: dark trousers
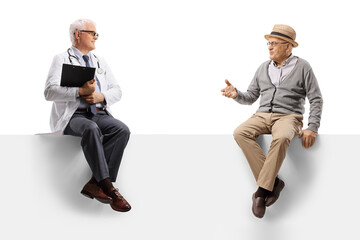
[64,110,130,182]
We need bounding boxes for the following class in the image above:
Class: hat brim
[264,34,298,48]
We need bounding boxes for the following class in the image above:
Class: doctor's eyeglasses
[80,30,99,37]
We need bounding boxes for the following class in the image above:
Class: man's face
[76,22,98,52]
[267,37,291,64]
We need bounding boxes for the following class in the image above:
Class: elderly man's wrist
[232,88,238,98]
[233,89,242,101]
[306,124,318,133]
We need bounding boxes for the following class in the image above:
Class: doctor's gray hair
[69,19,96,45]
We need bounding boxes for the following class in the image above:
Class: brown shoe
[81,180,113,204]
[265,179,285,207]
[252,193,266,218]
[109,188,131,212]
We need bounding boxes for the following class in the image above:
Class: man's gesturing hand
[79,79,96,96]
[221,79,237,98]
[299,129,318,149]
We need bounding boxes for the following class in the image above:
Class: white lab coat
[44,47,122,134]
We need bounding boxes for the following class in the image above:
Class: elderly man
[45,19,131,212]
[221,24,323,218]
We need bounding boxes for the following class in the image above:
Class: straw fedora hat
[264,24,298,47]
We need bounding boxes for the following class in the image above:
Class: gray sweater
[234,57,323,132]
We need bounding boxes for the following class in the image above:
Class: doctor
[44,19,131,212]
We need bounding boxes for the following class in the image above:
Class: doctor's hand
[82,92,104,104]
[299,129,318,149]
[79,79,96,96]
[221,79,237,98]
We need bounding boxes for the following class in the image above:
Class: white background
[1,0,359,134]
[2,134,358,240]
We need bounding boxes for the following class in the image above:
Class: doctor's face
[75,22,98,54]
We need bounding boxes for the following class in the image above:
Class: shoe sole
[81,190,113,204]
[110,204,131,212]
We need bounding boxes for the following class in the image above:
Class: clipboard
[60,64,96,87]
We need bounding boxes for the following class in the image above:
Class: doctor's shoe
[252,193,266,218]
[81,179,113,204]
[108,188,131,212]
[265,179,285,207]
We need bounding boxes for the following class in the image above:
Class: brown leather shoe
[81,180,113,204]
[252,193,266,218]
[109,188,131,212]
[265,179,285,207]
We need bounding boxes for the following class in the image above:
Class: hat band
[270,31,293,41]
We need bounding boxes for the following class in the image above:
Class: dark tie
[82,55,97,115]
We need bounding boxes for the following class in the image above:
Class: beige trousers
[233,112,303,191]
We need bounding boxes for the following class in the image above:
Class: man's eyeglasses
[80,30,99,37]
[267,41,288,47]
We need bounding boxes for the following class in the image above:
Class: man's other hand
[221,79,237,98]
[79,79,96,96]
[82,92,105,104]
[299,129,318,149]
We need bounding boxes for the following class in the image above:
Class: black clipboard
[60,64,96,87]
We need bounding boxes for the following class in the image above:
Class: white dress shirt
[268,55,298,87]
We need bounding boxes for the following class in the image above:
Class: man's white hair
[69,19,96,45]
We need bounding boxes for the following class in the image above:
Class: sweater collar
[271,54,295,68]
